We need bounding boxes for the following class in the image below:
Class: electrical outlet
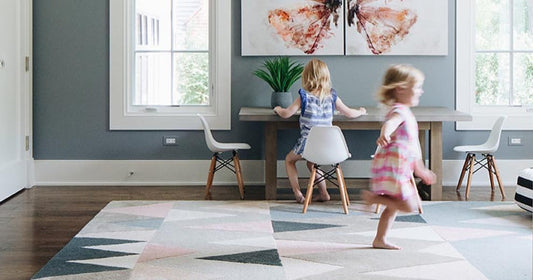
[508,136,523,146]
[163,136,178,146]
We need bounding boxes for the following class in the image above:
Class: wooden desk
[239,107,472,201]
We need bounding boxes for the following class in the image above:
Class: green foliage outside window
[175,53,209,105]
[475,0,533,106]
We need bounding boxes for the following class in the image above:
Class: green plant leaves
[253,57,304,92]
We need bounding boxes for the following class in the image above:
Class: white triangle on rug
[280,256,342,280]
[84,241,147,254]
[79,219,149,235]
[76,230,157,242]
[212,236,277,248]
[137,243,195,262]
[460,215,531,228]
[363,260,488,280]
[132,262,218,280]
[432,226,515,241]
[418,242,466,259]
[164,209,235,222]
[203,201,270,215]
[69,255,140,269]
[276,239,368,257]
[102,202,175,218]
[350,226,444,242]
[518,234,533,241]
[187,220,274,233]
[471,204,521,211]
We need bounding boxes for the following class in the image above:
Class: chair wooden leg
[486,154,495,192]
[465,154,475,200]
[337,167,350,205]
[233,152,245,200]
[456,153,472,191]
[302,167,317,214]
[336,166,349,214]
[205,155,217,200]
[490,155,505,199]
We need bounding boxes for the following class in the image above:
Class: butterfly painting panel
[345,0,448,55]
[242,0,345,56]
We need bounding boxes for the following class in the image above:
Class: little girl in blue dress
[274,59,367,203]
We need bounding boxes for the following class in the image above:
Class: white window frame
[109,0,231,130]
[456,0,533,130]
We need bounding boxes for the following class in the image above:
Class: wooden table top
[239,106,473,122]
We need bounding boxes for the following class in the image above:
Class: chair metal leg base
[456,153,505,200]
[303,164,349,214]
[204,151,246,200]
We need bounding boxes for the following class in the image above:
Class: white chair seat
[209,142,251,153]
[453,144,496,154]
[302,126,351,165]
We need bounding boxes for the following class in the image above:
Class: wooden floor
[0,182,515,280]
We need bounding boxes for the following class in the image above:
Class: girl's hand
[273,106,281,115]
[376,135,390,147]
[419,169,436,185]
[359,107,367,115]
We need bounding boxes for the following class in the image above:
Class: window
[110,0,231,130]
[456,0,533,130]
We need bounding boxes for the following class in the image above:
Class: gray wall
[33,0,532,161]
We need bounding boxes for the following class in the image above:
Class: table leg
[419,129,426,161]
[429,122,443,200]
[265,123,277,200]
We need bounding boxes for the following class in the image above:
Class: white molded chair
[454,116,507,200]
[301,126,351,214]
[198,114,251,200]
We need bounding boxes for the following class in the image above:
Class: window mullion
[509,0,514,105]
[170,0,175,106]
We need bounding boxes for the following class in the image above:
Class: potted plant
[253,56,304,108]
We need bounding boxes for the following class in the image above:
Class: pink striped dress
[371,104,421,200]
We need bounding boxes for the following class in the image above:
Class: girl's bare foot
[293,190,305,204]
[372,240,401,250]
[313,193,330,202]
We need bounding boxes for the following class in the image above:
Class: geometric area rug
[32,201,532,280]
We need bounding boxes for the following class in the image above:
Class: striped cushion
[515,168,533,213]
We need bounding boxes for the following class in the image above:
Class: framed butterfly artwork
[345,0,448,55]
[241,0,345,56]
[241,0,448,56]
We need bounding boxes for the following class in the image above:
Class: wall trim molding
[33,159,533,188]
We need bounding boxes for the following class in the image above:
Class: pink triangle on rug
[138,243,195,262]
[188,220,274,233]
[103,202,175,218]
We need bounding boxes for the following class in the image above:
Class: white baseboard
[33,159,533,187]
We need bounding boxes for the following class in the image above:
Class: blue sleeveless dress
[292,89,337,155]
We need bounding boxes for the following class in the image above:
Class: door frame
[0,0,32,202]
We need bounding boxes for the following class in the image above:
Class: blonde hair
[376,64,425,105]
[301,59,332,100]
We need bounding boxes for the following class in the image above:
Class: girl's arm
[335,97,367,118]
[273,97,300,119]
[376,113,403,147]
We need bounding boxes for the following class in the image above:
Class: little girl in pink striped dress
[363,64,436,250]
